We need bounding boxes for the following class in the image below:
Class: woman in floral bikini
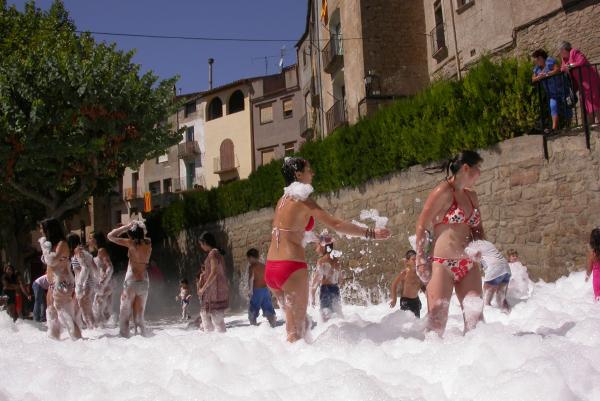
[415,151,486,336]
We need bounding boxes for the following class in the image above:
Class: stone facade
[424,0,600,80]
[152,129,600,305]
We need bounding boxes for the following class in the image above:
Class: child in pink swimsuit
[586,228,600,301]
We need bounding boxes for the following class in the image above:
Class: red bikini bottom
[265,260,307,290]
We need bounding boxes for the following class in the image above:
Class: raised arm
[306,199,390,240]
[107,224,133,247]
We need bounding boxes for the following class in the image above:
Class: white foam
[1,272,600,401]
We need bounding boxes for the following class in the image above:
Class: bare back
[250,262,267,288]
[267,197,312,262]
[127,240,152,280]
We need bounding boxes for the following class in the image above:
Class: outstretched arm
[306,199,390,239]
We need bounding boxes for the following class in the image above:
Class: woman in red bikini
[416,150,485,336]
[265,157,391,342]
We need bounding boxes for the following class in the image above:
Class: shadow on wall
[147,223,240,311]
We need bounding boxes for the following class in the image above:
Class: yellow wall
[202,85,253,189]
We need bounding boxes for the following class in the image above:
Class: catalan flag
[321,0,328,25]
[144,191,151,213]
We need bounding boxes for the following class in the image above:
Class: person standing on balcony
[560,41,600,124]
[265,157,391,342]
[531,49,572,132]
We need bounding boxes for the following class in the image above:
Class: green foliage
[0,1,182,219]
[156,57,537,236]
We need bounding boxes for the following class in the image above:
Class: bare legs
[119,287,148,337]
[484,282,510,312]
[77,290,95,329]
[279,268,309,343]
[426,262,483,336]
[199,310,226,332]
[46,290,82,340]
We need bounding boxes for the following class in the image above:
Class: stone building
[424,0,600,80]
[251,65,304,168]
[296,0,430,138]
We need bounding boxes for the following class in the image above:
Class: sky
[7,0,308,94]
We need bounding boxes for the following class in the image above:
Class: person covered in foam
[108,220,152,337]
[67,233,99,329]
[389,250,424,318]
[465,240,511,312]
[310,231,344,321]
[39,218,82,340]
[89,231,114,326]
[415,150,485,336]
[265,157,391,342]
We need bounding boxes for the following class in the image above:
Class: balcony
[430,23,447,60]
[213,155,240,174]
[123,187,143,201]
[173,175,206,192]
[178,140,201,160]
[323,35,344,74]
[325,100,347,135]
[299,114,314,139]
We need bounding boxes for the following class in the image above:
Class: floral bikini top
[436,183,481,228]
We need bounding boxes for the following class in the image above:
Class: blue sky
[8,0,308,94]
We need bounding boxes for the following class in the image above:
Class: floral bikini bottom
[432,257,474,283]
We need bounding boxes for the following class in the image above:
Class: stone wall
[154,129,600,304]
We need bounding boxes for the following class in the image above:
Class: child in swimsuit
[176,279,192,320]
[247,248,277,327]
[389,250,424,318]
[586,228,600,301]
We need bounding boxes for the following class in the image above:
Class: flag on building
[144,192,151,213]
[321,0,328,25]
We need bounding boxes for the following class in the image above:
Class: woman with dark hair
[266,157,391,342]
[197,232,229,332]
[585,227,600,301]
[39,218,82,339]
[67,233,98,329]
[415,150,485,336]
[89,231,114,325]
[2,264,29,321]
[108,221,152,337]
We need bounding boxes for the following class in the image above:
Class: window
[219,139,235,171]
[185,126,195,142]
[260,104,273,124]
[284,142,295,156]
[149,181,161,195]
[228,90,245,114]
[261,148,275,165]
[184,101,196,117]
[432,1,446,54]
[283,98,293,119]
[456,0,474,7]
[157,153,168,163]
[163,178,172,193]
[207,97,223,120]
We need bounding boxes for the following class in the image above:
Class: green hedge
[155,57,538,236]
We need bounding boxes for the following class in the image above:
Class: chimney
[208,58,214,90]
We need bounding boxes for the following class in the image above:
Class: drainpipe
[448,0,462,79]
[313,0,325,139]
[208,58,214,90]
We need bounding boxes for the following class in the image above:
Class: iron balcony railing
[178,140,201,160]
[534,63,600,157]
[213,155,240,174]
[430,23,446,56]
[323,35,344,74]
[325,100,347,135]
[123,187,144,201]
[173,175,206,192]
[299,113,314,138]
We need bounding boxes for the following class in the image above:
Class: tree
[0,0,183,221]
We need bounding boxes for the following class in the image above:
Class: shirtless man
[310,235,344,321]
[389,250,424,318]
[247,248,276,327]
[108,221,152,337]
[39,218,82,340]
